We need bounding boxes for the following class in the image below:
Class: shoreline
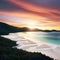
[2,32,60,60]
[17,32,58,47]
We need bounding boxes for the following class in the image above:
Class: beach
[2,32,60,60]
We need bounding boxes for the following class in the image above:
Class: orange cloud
[0,10,60,29]
[6,0,60,21]
[0,0,60,30]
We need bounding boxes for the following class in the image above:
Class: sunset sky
[0,0,60,30]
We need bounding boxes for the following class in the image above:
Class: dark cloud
[0,0,60,12]
[22,0,60,10]
[0,0,26,11]
[51,12,60,16]
[0,0,60,22]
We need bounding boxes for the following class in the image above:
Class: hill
[0,22,28,35]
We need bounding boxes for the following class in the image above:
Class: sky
[0,0,60,30]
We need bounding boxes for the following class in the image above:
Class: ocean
[2,32,60,59]
[23,32,60,45]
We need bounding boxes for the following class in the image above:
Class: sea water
[24,32,60,45]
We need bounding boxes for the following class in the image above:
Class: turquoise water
[25,32,60,45]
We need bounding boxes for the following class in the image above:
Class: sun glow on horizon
[25,20,38,30]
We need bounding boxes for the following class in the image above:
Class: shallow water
[23,32,60,45]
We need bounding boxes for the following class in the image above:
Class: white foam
[1,32,60,60]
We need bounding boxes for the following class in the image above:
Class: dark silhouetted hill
[0,22,29,35]
[0,36,53,60]
[0,22,59,35]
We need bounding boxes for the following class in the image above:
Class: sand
[2,33,60,60]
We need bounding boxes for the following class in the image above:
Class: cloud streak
[6,0,60,21]
[0,0,60,30]
[22,0,60,10]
